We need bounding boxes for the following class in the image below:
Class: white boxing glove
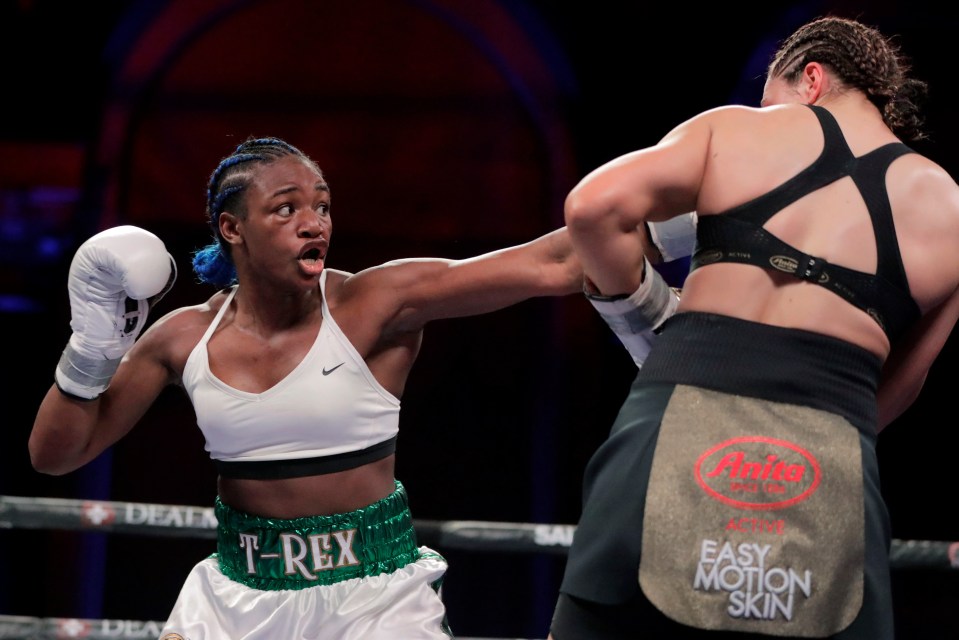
[585,257,679,368]
[55,225,176,400]
[647,211,698,263]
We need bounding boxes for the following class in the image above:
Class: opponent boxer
[29,136,681,639]
[550,15,959,640]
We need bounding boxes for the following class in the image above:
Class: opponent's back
[678,100,958,359]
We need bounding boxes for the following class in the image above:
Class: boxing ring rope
[1,494,956,639]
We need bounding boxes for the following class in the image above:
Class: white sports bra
[181,270,400,479]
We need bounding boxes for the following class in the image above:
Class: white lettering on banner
[239,533,260,574]
[309,533,334,571]
[98,619,165,638]
[273,528,360,579]
[693,538,812,621]
[123,504,217,529]
[534,524,575,547]
[332,529,360,567]
[282,534,313,579]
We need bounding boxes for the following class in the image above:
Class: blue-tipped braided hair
[192,136,324,287]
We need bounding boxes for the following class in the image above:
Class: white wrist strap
[585,258,679,366]
[55,341,121,400]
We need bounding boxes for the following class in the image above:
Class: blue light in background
[0,294,42,313]
[0,186,77,313]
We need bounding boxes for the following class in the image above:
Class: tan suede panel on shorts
[639,385,863,637]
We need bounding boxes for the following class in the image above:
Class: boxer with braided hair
[767,16,928,143]
[29,134,678,638]
[549,15,959,639]
[192,138,319,288]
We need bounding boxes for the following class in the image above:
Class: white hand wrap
[585,257,679,368]
[55,225,176,400]
[647,211,698,263]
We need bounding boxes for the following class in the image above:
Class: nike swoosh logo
[322,363,345,376]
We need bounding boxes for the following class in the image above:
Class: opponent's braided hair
[768,16,928,142]
[192,137,323,287]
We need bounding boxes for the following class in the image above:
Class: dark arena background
[1,1,956,638]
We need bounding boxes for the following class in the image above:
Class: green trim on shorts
[215,480,420,590]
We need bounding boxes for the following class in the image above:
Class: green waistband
[215,480,419,590]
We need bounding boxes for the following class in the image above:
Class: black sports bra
[689,104,920,343]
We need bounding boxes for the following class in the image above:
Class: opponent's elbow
[29,434,82,476]
[29,449,66,476]
[564,182,629,240]
[30,454,69,476]
[564,187,602,232]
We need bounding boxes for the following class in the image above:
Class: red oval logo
[694,436,821,510]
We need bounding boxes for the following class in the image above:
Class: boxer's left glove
[55,225,176,400]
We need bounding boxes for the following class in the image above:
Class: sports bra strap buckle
[796,254,827,283]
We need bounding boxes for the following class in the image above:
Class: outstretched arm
[343,226,583,334]
[348,223,686,369]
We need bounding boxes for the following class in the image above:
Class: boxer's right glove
[585,257,679,368]
[54,225,176,400]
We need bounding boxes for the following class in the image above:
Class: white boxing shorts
[160,481,451,640]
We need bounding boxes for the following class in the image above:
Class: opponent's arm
[30,226,176,475]
[877,286,959,431]
[878,163,959,431]
[548,210,692,368]
[584,256,680,368]
[560,109,713,367]
[564,111,712,296]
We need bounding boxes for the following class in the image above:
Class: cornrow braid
[768,16,928,142]
[192,137,323,287]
